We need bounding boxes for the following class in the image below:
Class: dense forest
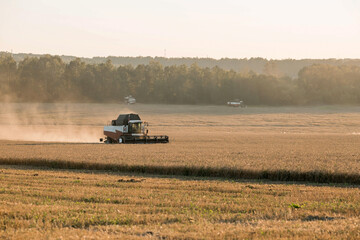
[8,52,360,78]
[1,53,360,105]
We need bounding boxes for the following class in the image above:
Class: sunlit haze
[1,0,360,59]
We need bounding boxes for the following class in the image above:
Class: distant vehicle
[227,99,246,108]
[124,95,136,104]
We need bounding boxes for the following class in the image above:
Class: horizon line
[2,51,360,61]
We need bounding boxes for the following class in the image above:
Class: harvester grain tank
[101,113,169,144]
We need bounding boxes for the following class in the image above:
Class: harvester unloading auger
[100,113,169,144]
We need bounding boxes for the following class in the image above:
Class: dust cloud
[0,102,114,143]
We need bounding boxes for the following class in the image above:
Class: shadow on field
[2,164,359,190]
[1,158,360,186]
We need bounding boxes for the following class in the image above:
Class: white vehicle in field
[227,99,246,108]
[124,95,136,104]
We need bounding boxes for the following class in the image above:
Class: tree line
[9,52,360,78]
[1,53,360,105]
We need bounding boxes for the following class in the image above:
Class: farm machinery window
[130,122,142,133]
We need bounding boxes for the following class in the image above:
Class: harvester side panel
[104,126,126,141]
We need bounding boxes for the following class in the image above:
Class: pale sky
[1,0,360,59]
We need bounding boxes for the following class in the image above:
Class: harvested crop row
[1,157,360,184]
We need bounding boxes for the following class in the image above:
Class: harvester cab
[101,113,169,144]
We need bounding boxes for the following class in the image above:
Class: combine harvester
[101,113,169,144]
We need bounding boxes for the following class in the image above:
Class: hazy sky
[1,0,360,59]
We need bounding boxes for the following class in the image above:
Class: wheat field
[1,103,360,238]
[1,103,360,182]
[1,166,360,239]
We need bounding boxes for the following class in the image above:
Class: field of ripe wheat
[0,166,360,239]
[1,103,360,238]
[1,103,360,183]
